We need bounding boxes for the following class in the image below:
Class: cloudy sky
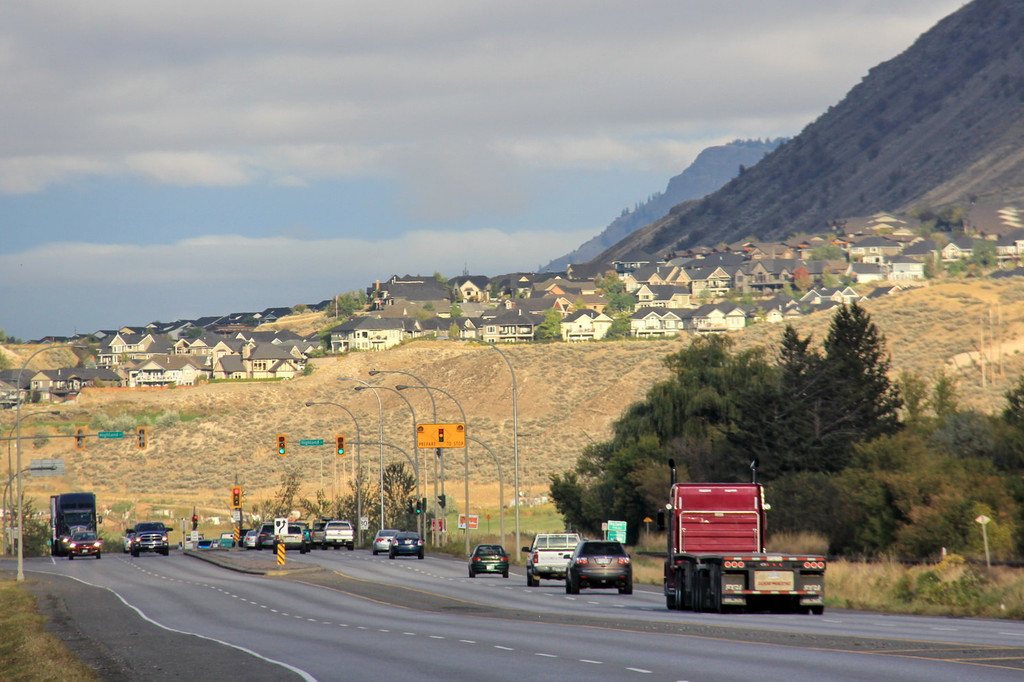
[0,1,965,340]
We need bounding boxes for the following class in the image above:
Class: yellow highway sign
[417,423,465,448]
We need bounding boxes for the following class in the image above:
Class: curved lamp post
[396,383,470,555]
[355,385,422,536]
[467,436,504,544]
[338,378,385,529]
[488,342,521,560]
[4,410,59,555]
[16,344,85,581]
[369,369,442,527]
[304,401,363,545]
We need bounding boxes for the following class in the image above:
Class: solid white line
[43,572,318,682]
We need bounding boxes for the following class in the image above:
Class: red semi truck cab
[662,482,825,614]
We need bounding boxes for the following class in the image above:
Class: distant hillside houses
[18,206,1024,405]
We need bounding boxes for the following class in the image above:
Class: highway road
[19,548,1024,681]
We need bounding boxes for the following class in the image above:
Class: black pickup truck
[129,521,170,557]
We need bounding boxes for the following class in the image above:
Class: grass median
[0,577,99,682]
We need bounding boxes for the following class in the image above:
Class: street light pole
[338,378,385,530]
[396,384,470,556]
[468,436,504,545]
[15,344,84,581]
[304,401,363,545]
[4,410,59,555]
[355,385,421,537]
[489,342,521,560]
[369,369,441,533]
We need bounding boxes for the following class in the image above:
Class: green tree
[604,313,632,340]
[536,309,562,342]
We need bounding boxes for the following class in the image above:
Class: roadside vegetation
[550,303,1024,566]
[0,578,98,681]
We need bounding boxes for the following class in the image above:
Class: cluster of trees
[551,303,1024,559]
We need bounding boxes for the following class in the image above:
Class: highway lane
[287,547,1024,650]
[22,551,1024,681]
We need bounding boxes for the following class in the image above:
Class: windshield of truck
[135,523,164,532]
[63,512,93,526]
[535,534,579,549]
[327,521,351,529]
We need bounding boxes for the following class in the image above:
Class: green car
[469,543,509,578]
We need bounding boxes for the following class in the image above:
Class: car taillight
[532,552,539,563]
[575,557,588,565]
[617,557,630,565]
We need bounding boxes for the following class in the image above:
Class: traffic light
[437,494,446,509]
[74,427,86,450]
[406,499,415,514]
[277,434,287,456]
[336,434,346,456]
[438,427,445,444]
[136,426,148,449]
[417,497,426,514]
[231,486,241,509]
[191,514,199,530]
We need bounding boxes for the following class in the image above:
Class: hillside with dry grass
[6,279,1024,519]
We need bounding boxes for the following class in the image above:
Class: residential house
[328,316,417,352]
[848,236,904,263]
[634,284,692,308]
[244,343,303,379]
[449,275,492,302]
[682,304,749,333]
[479,309,541,343]
[886,256,925,281]
[97,333,173,367]
[799,287,862,306]
[941,238,978,261]
[30,368,124,401]
[560,310,613,342]
[629,308,687,338]
[846,262,886,284]
[125,355,209,387]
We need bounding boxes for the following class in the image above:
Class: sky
[0,0,966,340]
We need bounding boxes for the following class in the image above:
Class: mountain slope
[593,0,1024,262]
[544,139,782,271]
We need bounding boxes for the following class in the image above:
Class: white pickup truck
[523,533,581,586]
[321,520,355,550]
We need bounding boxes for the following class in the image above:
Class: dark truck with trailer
[660,462,825,614]
[50,492,99,557]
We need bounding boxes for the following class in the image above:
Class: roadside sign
[231,510,242,522]
[606,520,627,542]
[416,423,466,449]
[274,517,287,537]
[97,431,124,439]
[457,514,479,530]
[431,518,447,532]
[299,438,325,446]
[360,516,368,531]
[30,459,65,476]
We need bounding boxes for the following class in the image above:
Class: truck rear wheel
[527,569,539,587]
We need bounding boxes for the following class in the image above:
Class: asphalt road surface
[9,548,1024,681]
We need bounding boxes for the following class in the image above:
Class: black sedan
[67,531,103,560]
[388,531,424,559]
[468,543,509,578]
[566,540,632,594]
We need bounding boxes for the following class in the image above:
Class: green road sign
[299,438,325,446]
[98,431,124,439]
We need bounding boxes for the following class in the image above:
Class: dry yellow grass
[0,578,99,681]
